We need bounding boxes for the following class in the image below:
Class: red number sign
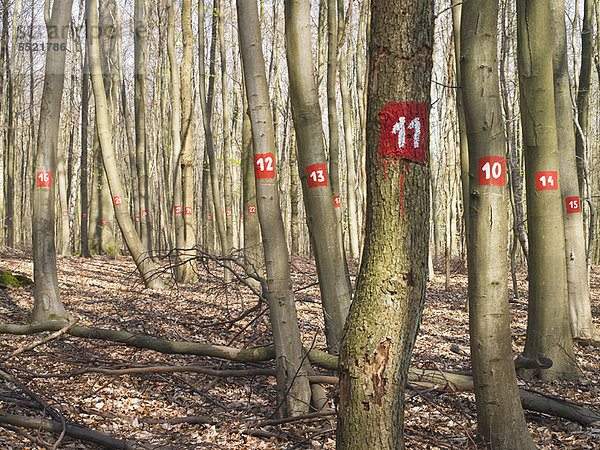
[566,196,581,213]
[142,210,148,217]
[36,171,52,188]
[334,195,341,208]
[62,211,68,217]
[248,206,256,214]
[82,212,88,218]
[175,205,182,214]
[226,209,232,217]
[536,171,558,191]
[208,214,212,221]
[378,102,428,162]
[185,207,192,215]
[478,156,506,186]
[101,219,107,225]
[306,164,328,188]
[113,196,122,206]
[240,213,244,219]
[254,153,276,179]
[7,216,12,222]
[168,222,172,227]
[135,216,140,222]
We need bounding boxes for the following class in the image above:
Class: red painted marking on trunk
[36,171,52,188]
[378,102,428,164]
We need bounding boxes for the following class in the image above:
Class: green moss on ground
[0,270,33,287]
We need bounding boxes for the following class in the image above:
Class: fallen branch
[0,321,337,369]
[1,319,79,362]
[449,345,553,371]
[0,413,132,448]
[140,416,214,425]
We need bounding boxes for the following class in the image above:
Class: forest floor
[0,249,599,449]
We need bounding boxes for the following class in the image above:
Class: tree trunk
[87,0,163,291]
[336,0,434,447]
[575,0,594,197]
[80,49,91,258]
[31,0,74,322]
[284,0,351,354]
[237,0,311,417]
[460,2,535,447]
[550,0,596,340]
[517,0,579,380]
[134,0,153,257]
[179,0,197,282]
[338,0,360,260]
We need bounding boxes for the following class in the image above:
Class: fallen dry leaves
[0,249,598,449]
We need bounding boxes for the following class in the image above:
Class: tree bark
[31,0,74,323]
[517,0,579,380]
[284,0,351,354]
[336,0,434,447]
[237,0,311,417]
[87,0,164,290]
[550,0,596,340]
[461,2,535,447]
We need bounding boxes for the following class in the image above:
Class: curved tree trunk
[284,0,351,354]
[517,0,579,380]
[87,0,163,291]
[461,2,535,447]
[336,0,434,447]
[237,0,311,417]
[31,0,74,322]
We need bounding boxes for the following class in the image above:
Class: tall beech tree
[237,0,311,416]
[87,0,163,291]
[284,0,351,354]
[551,0,596,340]
[517,0,579,380]
[461,1,535,447]
[31,0,74,322]
[336,0,434,447]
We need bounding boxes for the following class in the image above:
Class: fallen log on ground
[2,321,599,427]
[0,413,132,448]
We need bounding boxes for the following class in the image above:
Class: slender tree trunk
[551,0,596,340]
[284,0,351,354]
[31,0,74,323]
[80,47,91,257]
[87,0,163,290]
[237,0,311,417]
[134,0,153,257]
[337,0,434,447]
[461,2,535,447]
[517,0,579,380]
[179,0,197,282]
[338,0,360,260]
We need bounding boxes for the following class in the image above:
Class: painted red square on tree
[566,196,581,213]
[334,195,341,208]
[254,153,276,179]
[185,207,192,215]
[208,215,212,221]
[113,196,122,206]
[377,102,428,162]
[101,219,107,225]
[248,206,256,214]
[82,212,88,218]
[142,210,148,217]
[36,171,52,188]
[478,156,506,186]
[536,171,558,191]
[62,211,68,217]
[175,205,182,214]
[306,164,328,187]
[226,209,232,217]
[135,216,140,222]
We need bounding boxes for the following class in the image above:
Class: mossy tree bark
[336,0,434,447]
[87,0,163,291]
[461,2,535,448]
[31,0,74,323]
[517,0,579,380]
[237,0,311,417]
[550,0,596,340]
[284,0,351,354]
